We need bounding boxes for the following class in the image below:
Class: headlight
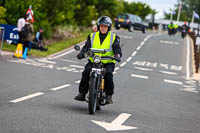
[93,55,101,63]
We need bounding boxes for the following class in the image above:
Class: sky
[125,0,179,19]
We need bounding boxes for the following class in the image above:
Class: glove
[115,54,121,62]
[77,52,84,60]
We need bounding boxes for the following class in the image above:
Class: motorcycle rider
[181,21,188,38]
[74,16,122,104]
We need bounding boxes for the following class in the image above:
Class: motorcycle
[74,45,120,114]
[181,28,187,38]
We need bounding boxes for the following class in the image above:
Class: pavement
[0,50,14,59]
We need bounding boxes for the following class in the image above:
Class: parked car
[114,13,146,33]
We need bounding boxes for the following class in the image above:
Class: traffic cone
[14,43,23,58]
[23,47,28,59]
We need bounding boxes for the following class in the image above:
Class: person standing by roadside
[17,14,28,43]
[23,19,34,52]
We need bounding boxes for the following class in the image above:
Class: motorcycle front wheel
[88,76,97,114]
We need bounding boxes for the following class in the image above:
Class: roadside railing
[188,31,200,74]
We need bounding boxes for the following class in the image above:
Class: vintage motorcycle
[74,45,120,114]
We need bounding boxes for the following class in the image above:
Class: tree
[0,6,6,24]
[123,1,154,20]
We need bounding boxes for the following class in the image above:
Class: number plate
[118,18,124,22]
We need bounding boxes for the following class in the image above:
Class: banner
[0,24,19,44]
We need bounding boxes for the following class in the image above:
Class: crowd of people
[17,13,48,57]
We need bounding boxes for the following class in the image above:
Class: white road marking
[131,74,149,79]
[180,88,198,93]
[160,40,179,45]
[9,92,44,103]
[114,67,120,71]
[144,38,148,42]
[133,61,146,66]
[159,71,177,75]
[70,65,84,69]
[92,113,137,131]
[134,67,153,71]
[146,62,157,67]
[126,57,132,62]
[159,63,169,69]
[50,84,71,91]
[37,59,56,64]
[170,65,182,71]
[120,62,127,67]
[131,51,137,57]
[140,42,144,46]
[186,38,190,79]
[75,80,81,84]
[55,58,78,63]
[136,46,141,50]
[164,79,183,85]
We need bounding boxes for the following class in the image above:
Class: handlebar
[101,56,121,62]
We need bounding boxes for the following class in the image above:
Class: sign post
[0,27,5,58]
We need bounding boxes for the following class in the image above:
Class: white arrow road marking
[9,92,44,103]
[92,113,137,131]
[131,74,149,79]
[50,84,71,91]
[164,79,183,85]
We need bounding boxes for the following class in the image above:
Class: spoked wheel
[88,77,97,114]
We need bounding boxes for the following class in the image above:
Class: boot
[106,95,113,104]
[74,93,86,101]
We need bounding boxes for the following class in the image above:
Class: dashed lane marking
[126,57,132,62]
[131,74,149,79]
[131,51,137,57]
[134,67,153,71]
[159,71,177,75]
[9,92,44,103]
[163,79,183,85]
[120,62,127,67]
[50,84,71,91]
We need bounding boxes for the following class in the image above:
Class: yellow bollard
[14,43,23,58]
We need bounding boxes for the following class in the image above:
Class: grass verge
[2,30,90,57]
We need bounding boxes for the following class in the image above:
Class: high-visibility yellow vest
[168,24,173,29]
[89,31,116,64]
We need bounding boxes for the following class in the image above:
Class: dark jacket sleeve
[80,34,91,53]
[112,35,122,57]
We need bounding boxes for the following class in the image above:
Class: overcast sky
[125,0,179,19]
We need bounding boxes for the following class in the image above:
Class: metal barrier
[0,27,5,57]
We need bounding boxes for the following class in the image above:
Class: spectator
[92,25,98,32]
[32,27,48,51]
[17,14,28,43]
[23,19,34,52]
